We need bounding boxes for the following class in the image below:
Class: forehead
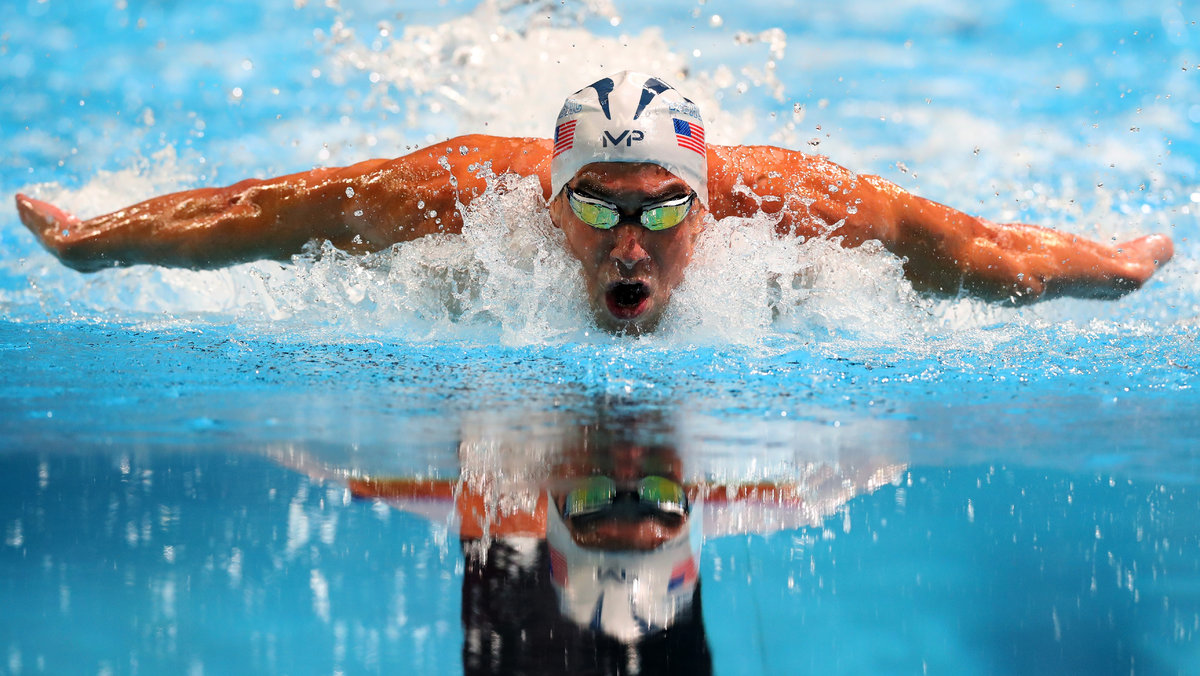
[569,162,690,200]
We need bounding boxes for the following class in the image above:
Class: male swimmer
[15,71,1174,333]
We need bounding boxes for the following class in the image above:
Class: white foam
[6,0,1195,350]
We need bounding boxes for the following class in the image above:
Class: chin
[597,304,672,333]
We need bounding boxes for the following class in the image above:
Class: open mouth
[605,281,652,319]
[568,511,684,550]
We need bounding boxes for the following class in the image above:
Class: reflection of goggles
[566,187,695,231]
[562,475,689,521]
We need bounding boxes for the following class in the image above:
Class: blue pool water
[2,0,1199,673]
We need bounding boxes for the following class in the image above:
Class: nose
[610,225,650,270]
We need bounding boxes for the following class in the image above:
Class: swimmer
[15,71,1174,333]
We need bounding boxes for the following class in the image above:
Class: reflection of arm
[709,144,1173,304]
[16,135,552,271]
[348,477,548,539]
[347,477,812,539]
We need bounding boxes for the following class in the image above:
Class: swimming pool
[2,0,1198,673]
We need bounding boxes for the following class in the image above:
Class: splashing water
[3,0,1196,359]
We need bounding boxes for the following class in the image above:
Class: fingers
[1120,234,1174,269]
[15,193,80,242]
[14,194,107,271]
[1074,233,1175,299]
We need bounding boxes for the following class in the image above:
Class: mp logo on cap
[603,130,645,147]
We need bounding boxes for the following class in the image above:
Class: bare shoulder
[403,134,551,174]
[379,134,552,198]
[709,143,856,189]
[706,143,862,226]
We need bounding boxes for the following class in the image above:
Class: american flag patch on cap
[553,120,577,158]
[668,557,697,591]
[549,546,568,586]
[673,118,705,155]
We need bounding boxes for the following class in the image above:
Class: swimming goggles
[561,475,690,521]
[565,187,695,231]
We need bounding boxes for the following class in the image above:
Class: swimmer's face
[550,162,705,334]
[550,443,688,551]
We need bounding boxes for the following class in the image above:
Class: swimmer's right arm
[15,135,552,271]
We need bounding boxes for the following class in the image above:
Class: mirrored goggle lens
[567,190,620,229]
[563,476,616,518]
[640,195,693,231]
[637,475,688,516]
[562,475,689,520]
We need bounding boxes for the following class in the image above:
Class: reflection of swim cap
[544,490,704,642]
[550,71,709,206]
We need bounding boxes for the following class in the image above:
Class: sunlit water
[1,0,1199,673]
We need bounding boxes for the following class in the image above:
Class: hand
[1041,232,1174,301]
[14,193,98,271]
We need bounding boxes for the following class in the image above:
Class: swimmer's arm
[348,476,548,539]
[710,145,1174,303]
[15,135,552,271]
[848,177,1174,302]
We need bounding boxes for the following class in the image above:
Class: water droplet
[709,14,723,27]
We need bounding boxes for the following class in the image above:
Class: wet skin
[15,133,1175,320]
[549,162,705,334]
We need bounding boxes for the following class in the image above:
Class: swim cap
[544,489,703,641]
[550,71,708,206]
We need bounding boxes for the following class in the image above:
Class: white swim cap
[544,489,703,641]
[550,71,708,206]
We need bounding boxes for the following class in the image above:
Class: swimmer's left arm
[851,177,1174,303]
[710,145,1174,303]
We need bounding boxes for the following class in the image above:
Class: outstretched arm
[16,135,551,271]
[709,145,1173,303]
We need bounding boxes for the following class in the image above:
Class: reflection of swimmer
[351,444,756,675]
[19,71,1168,333]
[328,410,903,675]
[334,440,697,672]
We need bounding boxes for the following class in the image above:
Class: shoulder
[708,143,851,183]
